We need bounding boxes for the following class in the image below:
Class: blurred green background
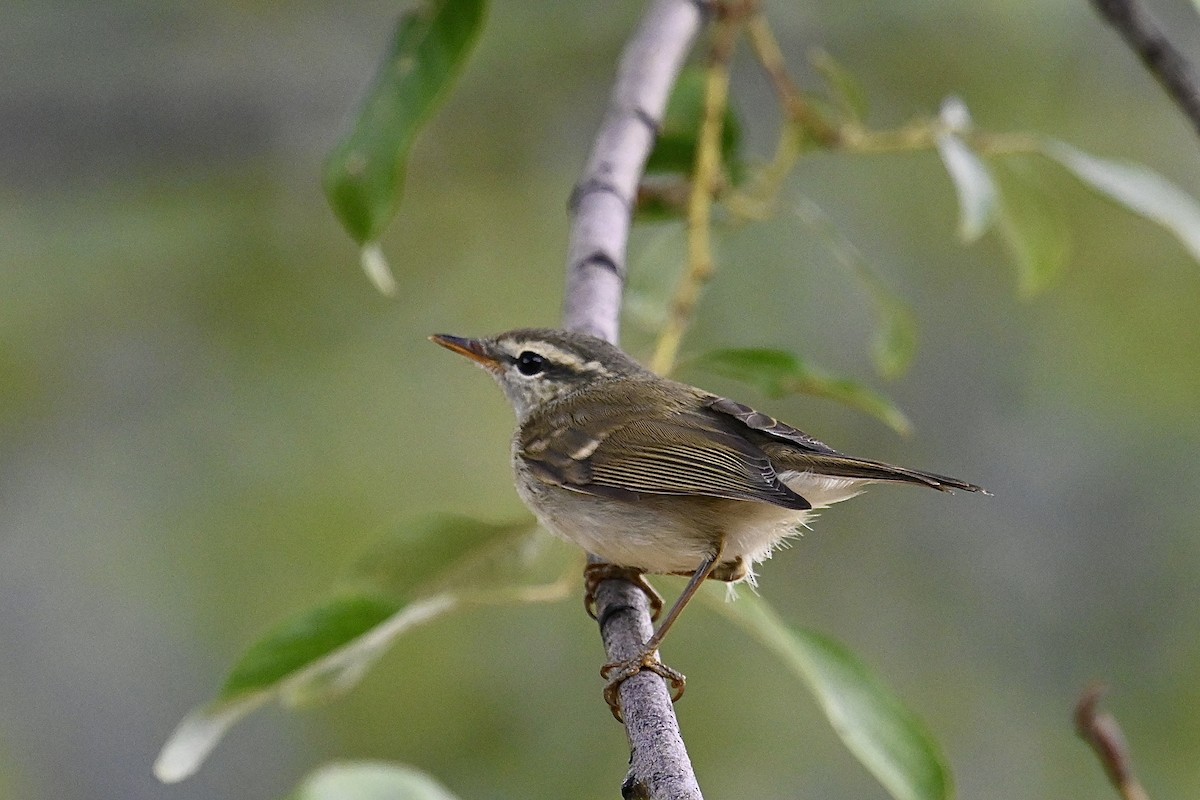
[3,1,1199,798]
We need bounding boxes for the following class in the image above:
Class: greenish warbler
[432,328,984,718]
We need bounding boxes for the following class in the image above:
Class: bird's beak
[430,334,503,372]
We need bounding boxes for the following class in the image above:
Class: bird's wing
[518,405,812,510]
[704,395,985,493]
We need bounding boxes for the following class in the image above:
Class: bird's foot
[600,651,686,722]
[583,563,664,622]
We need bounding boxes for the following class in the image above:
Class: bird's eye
[516,351,547,376]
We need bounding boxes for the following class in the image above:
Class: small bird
[432,328,984,719]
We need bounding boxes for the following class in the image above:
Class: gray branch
[1090,0,1200,139]
[561,1,709,798]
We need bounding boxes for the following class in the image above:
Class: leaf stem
[839,123,1041,157]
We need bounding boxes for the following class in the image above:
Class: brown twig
[1090,0,1200,140]
[1075,683,1151,800]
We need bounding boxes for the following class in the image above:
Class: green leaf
[644,66,743,181]
[1042,140,1200,263]
[691,348,912,436]
[935,132,998,243]
[702,589,952,800]
[288,762,461,800]
[220,593,401,701]
[155,515,571,784]
[871,297,918,382]
[324,0,487,254]
[992,164,1071,296]
[810,49,868,123]
[792,199,919,379]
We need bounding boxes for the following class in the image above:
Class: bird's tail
[789,454,987,494]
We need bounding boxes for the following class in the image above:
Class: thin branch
[725,13,828,221]
[745,13,839,147]
[1075,683,1151,800]
[1090,0,1200,139]
[651,6,743,375]
[562,1,709,798]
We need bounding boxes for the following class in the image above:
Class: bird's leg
[600,550,721,721]
[584,562,664,621]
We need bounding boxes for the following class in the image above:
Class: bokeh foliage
[3,2,1200,800]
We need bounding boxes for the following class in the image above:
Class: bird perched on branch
[433,328,984,719]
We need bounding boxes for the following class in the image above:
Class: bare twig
[725,14,831,221]
[1075,683,1151,800]
[562,1,709,797]
[1090,0,1200,139]
[745,13,839,147]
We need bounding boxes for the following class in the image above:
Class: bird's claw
[600,652,686,722]
[583,563,664,622]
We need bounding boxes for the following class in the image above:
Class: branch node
[634,106,664,137]
[623,772,653,800]
[569,178,630,212]
[577,252,625,282]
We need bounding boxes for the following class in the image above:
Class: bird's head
[430,328,650,421]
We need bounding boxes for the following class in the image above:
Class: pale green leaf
[936,132,998,243]
[871,297,917,381]
[703,589,952,800]
[288,761,461,800]
[810,49,868,123]
[992,166,1071,296]
[154,594,455,785]
[691,348,912,435]
[1043,140,1200,263]
[792,199,920,380]
[155,516,571,784]
[324,0,487,246]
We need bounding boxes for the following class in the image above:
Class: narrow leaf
[289,761,461,800]
[220,593,401,701]
[1043,140,1200,263]
[703,589,952,800]
[871,297,917,381]
[324,0,487,246]
[992,166,1071,296]
[154,595,454,785]
[810,49,868,123]
[935,132,998,243]
[691,348,912,435]
[155,516,571,783]
[792,199,919,379]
